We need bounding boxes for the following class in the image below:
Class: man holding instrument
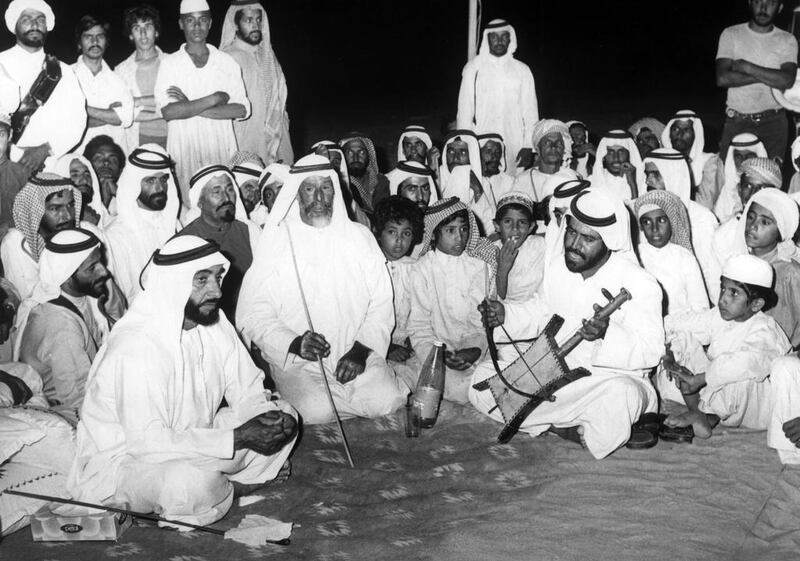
[471,187,665,458]
[238,154,406,425]
[68,235,297,527]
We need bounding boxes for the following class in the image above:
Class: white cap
[722,255,774,289]
[180,0,210,14]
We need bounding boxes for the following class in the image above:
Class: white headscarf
[661,110,713,187]
[388,160,440,204]
[567,187,633,254]
[531,119,573,167]
[591,130,645,199]
[52,152,112,228]
[232,161,264,199]
[643,148,694,204]
[439,129,482,194]
[477,132,507,173]
[114,144,179,238]
[185,164,250,225]
[477,19,518,60]
[13,228,101,359]
[4,0,54,33]
[792,136,800,173]
[396,125,433,163]
[714,133,768,223]
[735,187,800,261]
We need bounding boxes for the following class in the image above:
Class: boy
[660,255,791,439]
[407,197,497,403]
[634,190,709,315]
[493,192,545,302]
[372,196,424,371]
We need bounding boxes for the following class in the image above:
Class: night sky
[2,0,798,165]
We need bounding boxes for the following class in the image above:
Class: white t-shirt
[716,22,798,113]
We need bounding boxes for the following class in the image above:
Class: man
[661,110,722,210]
[591,130,645,201]
[83,134,125,217]
[0,172,82,299]
[713,132,768,223]
[15,228,126,412]
[394,124,440,173]
[457,19,538,174]
[220,0,293,165]
[566,120,595,178]
[251,162,288,226]
[716,0,797,160]
[339,134,390,217]
[237,154,407,424]
[0,112,28,236]
[53,152,105,227]
[439,130,493,232]
[478,132,515,208]
[388,160,438,213]
[0,0,87,175]
[115,4,168,150]
[72,15,134,154]
[472,188,665,458]
[231,159,264,218]
[104,144,180,302]
[154,0,250,205]
[179,164,258,322]
[68,235,298,526]
[628,117,664,159]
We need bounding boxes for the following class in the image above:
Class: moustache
[217,201,235,211]
[566,249,584,260]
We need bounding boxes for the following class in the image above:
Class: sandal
[659,423,694,444]
[626,412,661,449]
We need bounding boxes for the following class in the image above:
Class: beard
[74,275,108,299]
[217,202,235,222]
[347,161,367,178]
[240,29,262,45]
[139,191,167,211]
[18,30,46,48]
[184,298,221,326]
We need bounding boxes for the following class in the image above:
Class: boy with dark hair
[659,254,790,440]
[372,196,424,367]
[493,191,543,302]
[407,197,497,402]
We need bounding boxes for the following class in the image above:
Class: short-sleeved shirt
[716,22,798,113]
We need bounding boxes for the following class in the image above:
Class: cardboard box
[30,504,132,542]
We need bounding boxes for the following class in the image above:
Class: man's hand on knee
[234,411,298,456]
[335,341,370,384]
[783,417,800,447]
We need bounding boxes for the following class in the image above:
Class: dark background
[3,0,800,165]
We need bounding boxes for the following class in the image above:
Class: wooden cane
[284,223,355,468]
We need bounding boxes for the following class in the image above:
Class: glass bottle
[413,341,445,428]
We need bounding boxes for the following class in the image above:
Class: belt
[725,107,784,122]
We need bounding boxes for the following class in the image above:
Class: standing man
[155,0,250,206]
[115,4,168,150]
[220,1,293,165]
[716,0,797,160]
[0,0,87,175]
[72,15,134,154]
[457,19,539,174]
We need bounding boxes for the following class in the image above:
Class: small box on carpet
[30,504,132,541]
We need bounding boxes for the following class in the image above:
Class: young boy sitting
[372,196,425,375]
[659,255,791,439]
[407,197,497,403]
[494,192,545,303]
[634,190,709,316]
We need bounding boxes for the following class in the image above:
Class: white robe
[0,228,38,300]
[768,356,800,465]
[67,318,295,527]
[687,200,721,303]
[0,45,87,163]
[457,54,538,175]
[469,252,664,459]
[659,309,790,429]
[590,170,636,202]
[154,45,250,203]
[638,242,709,315]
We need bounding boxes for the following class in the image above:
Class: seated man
[768,355,800,466]
[439,130,493,233]
[628,117,664,160]
[566,120,595,177]
[472,187,664,459]
[83,134,125,220]
[53,152,103,227]
[68,235,298,527]
[251,162,289,226]
[15,228,126,413]
[179,164,259,322]
[237,154,407,424]
[339,134,390,216]
[712,133,767,223]
[0,173,82,299]
[478,132,515,210]
[388,160,437,214]
[661,255,790,438]
[394,124,440,173]
[590,130,644,201]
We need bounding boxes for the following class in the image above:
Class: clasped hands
[295,331,369,384]
[233,410,297,457]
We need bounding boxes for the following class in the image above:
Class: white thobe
[590,170,636,202]
[72,57,134,154]
[659,309,790,429]
[0,361,48,408]
[0,46,86,162]
[469,252,664,459]
[388,256,416,347]
[237,221,406,424]
[768,356,800,465]
[513,167,579,231]
[0,228,38,299]
[687,200,721,303]
[68,322,296,527]
[408,251,490,403]
[457,56,538,175]
[154,45,250,203]
[638,242,709,315]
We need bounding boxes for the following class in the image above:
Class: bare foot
[665,410,712,439]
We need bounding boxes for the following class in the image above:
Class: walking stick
[284,223,355,468]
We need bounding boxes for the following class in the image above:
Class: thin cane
[284,223,355,468]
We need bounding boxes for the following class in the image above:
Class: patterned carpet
[2,401,799,561]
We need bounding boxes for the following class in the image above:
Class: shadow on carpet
[1,401,796,561]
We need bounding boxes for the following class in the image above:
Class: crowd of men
[2,0,800,532]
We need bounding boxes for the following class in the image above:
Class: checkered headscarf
[12,173,82,262]
[339,134,381,212]
[634,189,692,252]
[740,157,782,188]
